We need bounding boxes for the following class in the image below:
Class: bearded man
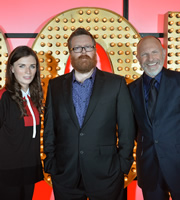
[128,36,180,200]
[44,27,136,200]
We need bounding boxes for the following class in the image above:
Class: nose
[148,54,153,61]
[81,47,87,54]
[25,67,31,74]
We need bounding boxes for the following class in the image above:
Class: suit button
[80,151,84,154]
[80,133,84,136]
[154,140,158,144]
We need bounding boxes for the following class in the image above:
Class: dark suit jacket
[129,67,180,192]
[44,68,135,193]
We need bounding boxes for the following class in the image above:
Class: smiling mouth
[147,62,157,66]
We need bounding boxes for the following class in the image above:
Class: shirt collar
[143,70,162,86]
[21,88,30,98]
[72,67,97,83]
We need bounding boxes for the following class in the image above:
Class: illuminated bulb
[125,42,130,47]
[86,26,91,31]
[79,18,83,23]
[176,52,180,56]
[86,18,91,23]
[133,75,138,79]
[39,51,44,55]
[125,34,130,39]
[168,28,174,33]
[47,59,52,63]
[56,42,61,47]
[110,42,115,47]
[55,26,60,31]
[117,67,123,71]
[168,21,174,25]
[71,18,75,23]
[168,44,174,48]
[168,52,174,57]
[48,26,53,31]
[133,59,138,63]
[48,35,52,39]
[118,34,122,39]
[125,59,130,63]
[94,17,99,22]
[63,18,68,23]
[56,58,60,62]
[47,50,52,55]
[56,34,61,39]
[110,51,115,55]
[124,176,128,182]
[63,42,67,47]
[125,26,130,31]
[118,50,124,55]
[133,34,138,39]
[110,26,114,31]
[94,10,99,15]
[175,68,180,71]
[63,26,68,31]
[118,18,122,23]
[4,53,8,57]
[125,67,130,71]
[168,60,173,64]
[94,34,99,39]
[47,43,52,47]
[87,10,91,15]
[133,43,137,47]
[55,18,60,23]
[47,67,52,71]
[102,17,107,22]
[56,66,60,70]
[117,42,123,47]
[40,66,44,71]
[133,67,137,71]
[94,26,99,31]
[79,10,83,15]
[47,74,52,79]
[117,26,122,31]
[168,37,174,41]
[125,74,131,79]
[118,59,123,63]
[40,42,45,47]
[71,26,75,31]
[63,34,68,39]
[131,168,137,173]
[169,13,175,18]
[55,51,60,55]
[175,60,180,64]
[110,34,115,39]
[110,17,114,22]
[176,13,180,18]
[176,29,180,33]
[47,176,51,182]
[40,34,45,39]
[102,26,106,31]
[39,58,44,63]
[40,74,44,79]
[40,82,44,86]
[102,34,107,39]
[176,45,180,49]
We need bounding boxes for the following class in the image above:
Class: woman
[0,46,43,199]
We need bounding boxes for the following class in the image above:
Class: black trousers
[0,183,34,200]
[142,169,180,200]
[52,172,125,200]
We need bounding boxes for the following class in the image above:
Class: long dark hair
[5,46,43,116]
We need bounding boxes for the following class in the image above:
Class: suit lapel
[82,69,104,128]
[63,72,80,129]
[133,76,151,125]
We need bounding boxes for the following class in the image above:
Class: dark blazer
[128,67,180,192]
[44,68,136,193]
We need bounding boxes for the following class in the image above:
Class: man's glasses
[70,45,95,53]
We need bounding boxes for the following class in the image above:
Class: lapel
[62,72,80,129]
[154,68,171,118]
[132,75,151,125]
[82,68,104,128]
